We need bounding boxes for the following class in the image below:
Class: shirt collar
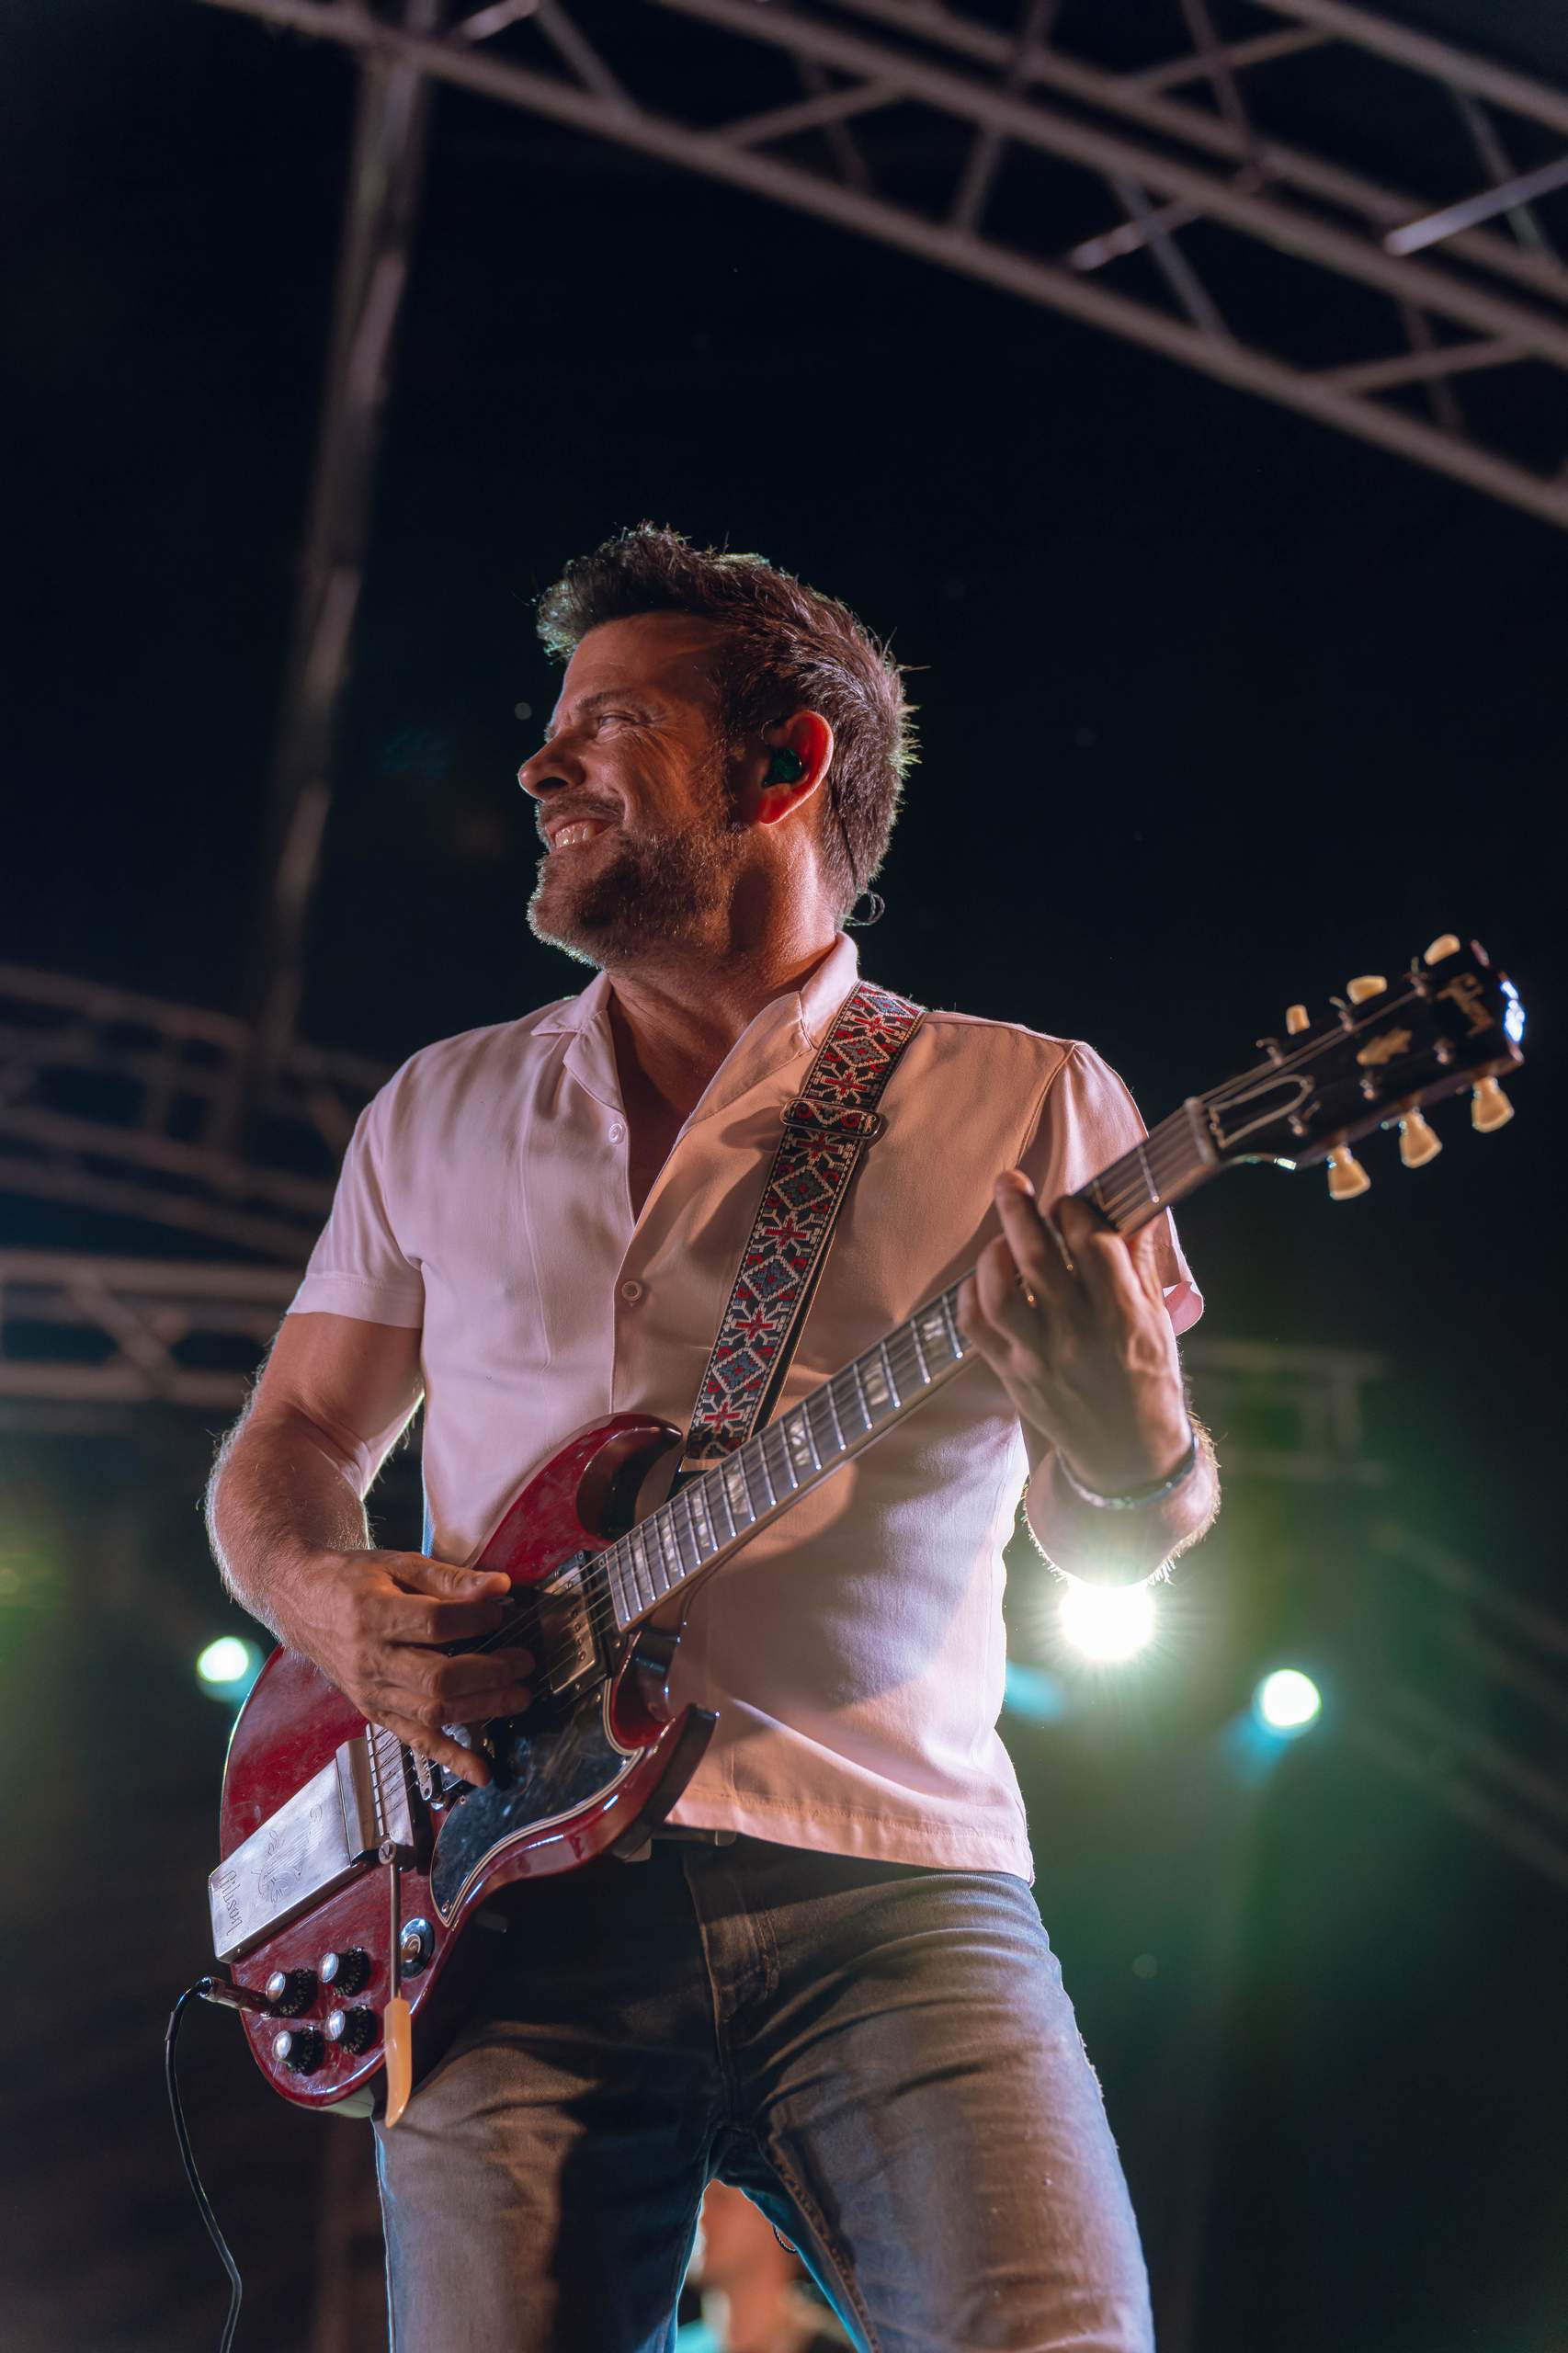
[534,934,863,1118]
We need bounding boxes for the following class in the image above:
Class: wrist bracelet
[1055,1426,1200,1512]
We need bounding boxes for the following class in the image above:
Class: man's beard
[527,800,742,971]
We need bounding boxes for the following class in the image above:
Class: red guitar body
[214,1414,714,2111]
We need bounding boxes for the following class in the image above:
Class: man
[678,2183,852,2353]
[209,525,1215,2353]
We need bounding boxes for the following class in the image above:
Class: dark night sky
[5,5,1567,2349]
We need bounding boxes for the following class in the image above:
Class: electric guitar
[208,934,1526,2114]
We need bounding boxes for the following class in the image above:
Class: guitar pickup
[532,1560,600,1694]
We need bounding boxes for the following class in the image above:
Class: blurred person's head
[684,2182,851,2353]
[687,2180,799,2297]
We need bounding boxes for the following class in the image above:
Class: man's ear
[755,710,835,826]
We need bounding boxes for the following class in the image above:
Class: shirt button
[619,1279,643,1303]
[608,1120,626,1143]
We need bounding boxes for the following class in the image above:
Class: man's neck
[605,928,841,1120]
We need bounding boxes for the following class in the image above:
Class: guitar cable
[166,1980,244,2353]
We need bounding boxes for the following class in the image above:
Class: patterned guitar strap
[679,979,924,1476]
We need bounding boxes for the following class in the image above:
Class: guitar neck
[600,1097,1216,1632]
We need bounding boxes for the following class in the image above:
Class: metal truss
[0,1216,1381,1483]
[0,1252,294,1419]
[1351,1518,1568,1894]
[222,0,438,1145]
[198,0,1568,536]
[0,963,387,1263]
[1184,1335,1386,1485]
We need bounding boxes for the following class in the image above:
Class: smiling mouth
[547,819,614,852]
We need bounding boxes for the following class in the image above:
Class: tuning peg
[1471,1076,1514,1133]
[1346,975,1387,1004]
[1424,933,1460,965]
[1326,1145,1371,1200]
[1397,1110,1442,1168]
[1285,1004,1310,1035]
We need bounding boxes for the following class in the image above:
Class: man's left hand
[956,1170,1190,1496]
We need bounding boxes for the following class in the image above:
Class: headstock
[1202,935,1526,1197]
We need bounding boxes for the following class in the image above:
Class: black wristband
[1054,1426,1200,1512]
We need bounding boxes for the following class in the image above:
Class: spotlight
[196,1635,260,1700]
[1059,1576,1156,1664]
[1254,1667,1322,1736]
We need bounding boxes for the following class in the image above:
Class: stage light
[1058,1575,1156,1664]
[196,1635,260,1699]
[1254,1667,1322,1735]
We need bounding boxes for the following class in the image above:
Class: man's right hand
[283,1549,534,1790]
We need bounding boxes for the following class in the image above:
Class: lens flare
[1058,1576,1156,1663]
[196,1635,259,1694]
[1255,1667,1322,1734]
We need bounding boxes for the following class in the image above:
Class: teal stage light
[1254,1667,1322,1736]
[196,1635,261,1701]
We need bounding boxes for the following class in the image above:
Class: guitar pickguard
[427,1681,637,1920]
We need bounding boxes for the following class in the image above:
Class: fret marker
[787,1415,816,1473]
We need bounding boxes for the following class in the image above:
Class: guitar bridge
[209,1732,415,1962]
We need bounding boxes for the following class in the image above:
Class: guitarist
[208,526,1217,2353]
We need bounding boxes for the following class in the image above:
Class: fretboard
[600,1095,1214,1632]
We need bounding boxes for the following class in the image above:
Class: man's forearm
[1023,1422,1219,1583]
[206,1406,372,1649]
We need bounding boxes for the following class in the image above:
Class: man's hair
[535,524,916,917]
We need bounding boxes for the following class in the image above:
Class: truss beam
[0,964,386,1257]
[195,0,1568,530]
[655,0,1568,372]
[1259,0,1568,142]
[0,1252,294,1409]
[826,0,1568,309]
[223,0,439,1149]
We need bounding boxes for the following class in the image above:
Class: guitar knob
[320,1948,370,1997]
[1346,975,1387,1004]
[1424,933,1460,965]
[1471,1076,1514,1132]
[1397,1111,1442,1168]
[1285,1005,1310,1035]
[271,2026,324,2075]
[1326,1145,1370,1200]
[264,1968,317,2017]
[324,2006,378,2055]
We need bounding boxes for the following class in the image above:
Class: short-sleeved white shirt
[290,936,1200,1879]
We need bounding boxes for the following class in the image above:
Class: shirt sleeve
[1017,1041,1203,1337]
[288,1088,426,1330]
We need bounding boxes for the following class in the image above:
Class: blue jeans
[374,1836,1154,2352]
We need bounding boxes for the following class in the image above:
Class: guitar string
[448,975,1474,1704]
[460,1315,967,1693]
